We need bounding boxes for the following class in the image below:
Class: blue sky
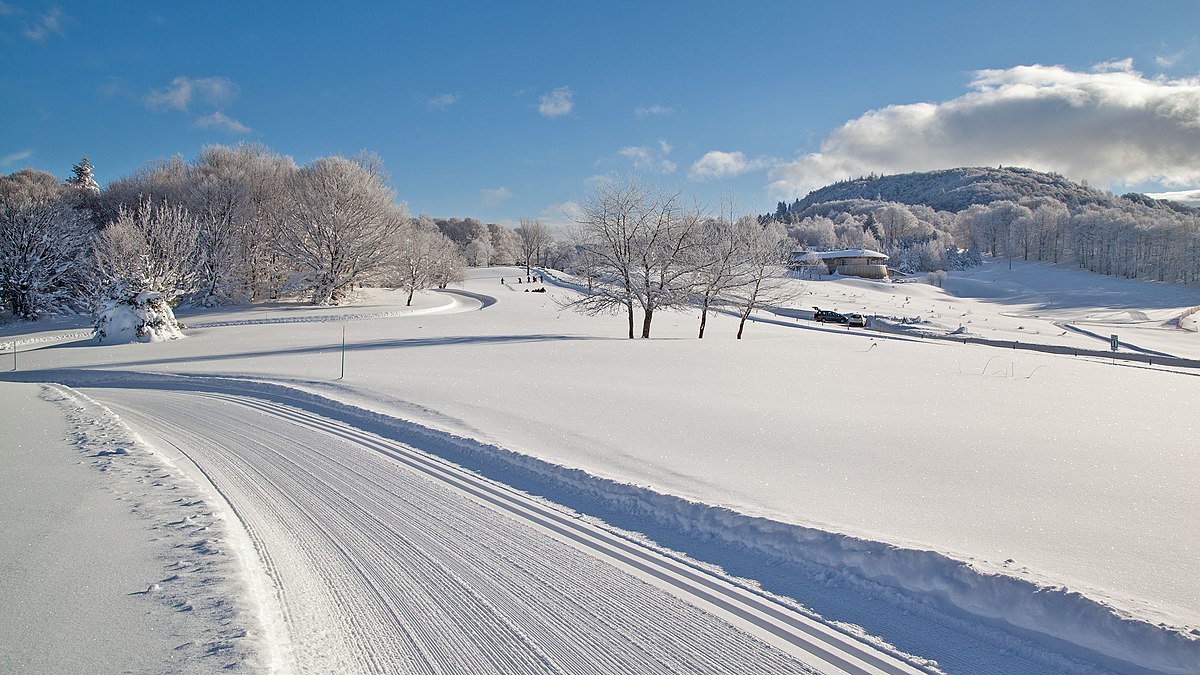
[3,1,1200,225]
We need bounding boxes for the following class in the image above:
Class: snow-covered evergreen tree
[65,156,100,194]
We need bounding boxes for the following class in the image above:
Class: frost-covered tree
[628,192,705,338]
[1,168,63,205]
[391,215,466,305]
[0,169,91,319]
[0,201,91,319]
[566,177,654,339]
[91,199,200,342]
[873,204,921,248]
[464,237,494,267]
[65,157,101,195]
[693,214,742,339]
[488,224,519,265]
[515,218,552,274]
[789,215,837,249]
[540,238,574,270]
[276,155,407,305]
[566,177,706,338]
[97,156,190,226]
[730,219,792,340]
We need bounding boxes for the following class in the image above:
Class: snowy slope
[3,264,1199,672]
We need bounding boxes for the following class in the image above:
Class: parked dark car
[813,307,848,324]
[846,313,867,327]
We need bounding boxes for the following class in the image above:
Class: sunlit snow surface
[2,263,1199,672]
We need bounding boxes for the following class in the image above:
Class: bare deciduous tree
[91,198,201,301]
[692,216,740,339]
[629,192,705,338]
[515,218,552,274]
[730,218,793,340]
[391,215,467,305]
[277,155,407,305]
[565,176,708,338]
[565,177,654,339]
[0,200,91,319]
[90,198,202,343]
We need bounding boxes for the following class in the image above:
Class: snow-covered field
[796,259,1200,360]
[2,262,1198,673]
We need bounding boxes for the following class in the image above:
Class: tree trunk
[626,300,635,339]
[641,306,653,338]
[736,308,750,339]
[698,296,711,339]
[406,287,415,306]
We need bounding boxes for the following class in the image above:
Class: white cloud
[538,200,585,234]
[538,86,574,118]
[1090,58,1134,73]
[194,111,251,134]
[768,61,1200,198]
[1146,188,1200,207]
[689,150,772,181]
[145,76,237,112]
[0,149,33,167]
[480,186,512,207]
[22,7,64,42]
[1156,51,1184,68]
[0,2,16,17]
[427,93,459,110]
[635,104,674,117]
[618,142,677,174]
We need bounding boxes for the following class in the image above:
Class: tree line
[564,177,793,340]
[0,145,561,324]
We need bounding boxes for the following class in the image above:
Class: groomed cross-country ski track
[90,384,925,674]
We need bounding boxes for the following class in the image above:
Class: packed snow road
[93,386,923,674]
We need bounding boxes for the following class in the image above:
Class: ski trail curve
[94,387,925,674]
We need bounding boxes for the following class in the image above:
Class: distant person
[500,278,504,284]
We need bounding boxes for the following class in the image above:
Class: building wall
[835,263,889,279]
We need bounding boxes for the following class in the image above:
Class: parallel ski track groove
[138,399,556,674]
[148,409,433,672]
[197,390,923,675]
[205,397,785,674]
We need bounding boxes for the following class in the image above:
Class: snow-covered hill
[781,166,1192,215]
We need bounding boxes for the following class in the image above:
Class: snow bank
[0,330,94,352]
[432,444,1200,674]
[187,295,464,329]
[21,370,1189,674]
[17,382,278,670]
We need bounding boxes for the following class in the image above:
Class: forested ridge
[764,166,1200,282]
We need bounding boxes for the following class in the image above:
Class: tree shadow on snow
[32,333,605,370]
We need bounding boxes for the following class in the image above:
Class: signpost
[1110,334,1119,352]
[338,325,346,380]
